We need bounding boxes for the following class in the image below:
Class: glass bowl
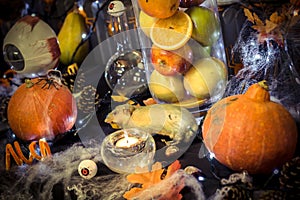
[101,128,156,174]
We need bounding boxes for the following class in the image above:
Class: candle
[101,128,156,174]
[115,135,139,148]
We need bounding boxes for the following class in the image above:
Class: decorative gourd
[202,81,298,174]
[7,77,77,141]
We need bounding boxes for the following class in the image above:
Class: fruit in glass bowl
[183,57,227,99]
[151,44,193,76]
[149,70,185,103]
[186,6,220,46]
[137,0,180,19]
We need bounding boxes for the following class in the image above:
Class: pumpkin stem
[25,79,34,88]
[258,80,269,90]
[245,80,270,102]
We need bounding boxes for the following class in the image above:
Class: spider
[36,69,63,89]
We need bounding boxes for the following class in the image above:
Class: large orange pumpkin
[7,78,77,141]
[202,81,298,174]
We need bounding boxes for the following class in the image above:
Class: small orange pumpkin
[202,81,298,174]
[7,78,77,141]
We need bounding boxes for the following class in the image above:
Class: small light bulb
[209,152,215,160]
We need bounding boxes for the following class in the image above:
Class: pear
[183,57,227,99]
[58,7,89,65]
[186,6,220,46]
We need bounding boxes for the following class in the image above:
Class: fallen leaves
[243,1,300,46]
[123,160,183,200]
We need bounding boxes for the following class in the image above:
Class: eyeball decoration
[78,160,98,179]
[107,1,126,17]
[3,15,60,78]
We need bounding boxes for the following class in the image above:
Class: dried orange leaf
[269,12,284,24]
[143,98,157,106]
[244,8,255,24]
[253,12,264,25]
[252,25,266,33]
[124,160,182,199]
[164,160,181,179]
[123,187,143,199]
[265,20,278,33]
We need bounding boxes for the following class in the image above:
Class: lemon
[139,10,157,37]
[149,70,185,103]
[150,11,193,51]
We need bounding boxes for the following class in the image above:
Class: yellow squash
[58,7,89,65]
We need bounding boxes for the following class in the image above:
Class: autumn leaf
[253,12,264,26]
[244,8,255,24]
[123,160,182,200]
[265,20,278,33]
[270,12,286,24]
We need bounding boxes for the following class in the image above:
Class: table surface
[0,1,300,199]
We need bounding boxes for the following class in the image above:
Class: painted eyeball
[78,160,98,179]
[107,1,126,17]
[3,15,60,78]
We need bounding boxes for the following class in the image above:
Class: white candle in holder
[101,128,156,174]
[115,134,139,148]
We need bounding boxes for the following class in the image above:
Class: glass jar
[131,0,228,115]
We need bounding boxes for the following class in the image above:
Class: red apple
[150,44,193,76]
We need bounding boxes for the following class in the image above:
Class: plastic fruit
[186,6,220,46]
[202,81,298,174]
[139,10,157,37]
[149,70,185,103]
[151,44,193,76]
[183,57,227,99]
[150,10,193,50]
[7,77,77,141]
[179,0,205,8]
[137,0,180,19]
[58,6,89,65]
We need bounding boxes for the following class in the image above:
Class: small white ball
[78,160,98,179]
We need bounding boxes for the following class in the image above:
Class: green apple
[183,57,227,99]
[149,70,185,103]
[186,6,220,46]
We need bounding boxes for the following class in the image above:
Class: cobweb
[0,141,129,200]
[0,139,208,200]
[225,21,300,121]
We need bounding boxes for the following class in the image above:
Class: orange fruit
[137,0,179,19]
[150,11,193,51]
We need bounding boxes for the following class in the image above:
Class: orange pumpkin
[202,81,298,174]
[7,78,77,141]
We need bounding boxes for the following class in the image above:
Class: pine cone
[254,190,286,200]
[77,85,100,113]
[279,157,300,199]
[279,157,300,190]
